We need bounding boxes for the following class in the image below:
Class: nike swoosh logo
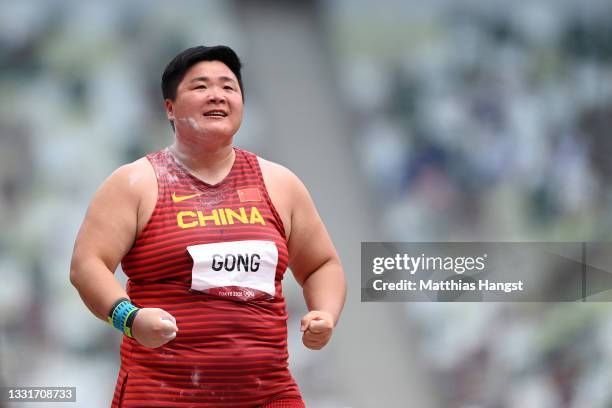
[172,192,202,203]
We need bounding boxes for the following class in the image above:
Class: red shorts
[260,397,305,408]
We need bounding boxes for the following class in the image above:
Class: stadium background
[2,0,612,406]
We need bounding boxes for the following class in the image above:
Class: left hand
[300,310,334,350]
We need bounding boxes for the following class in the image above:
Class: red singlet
[111,147,304,407]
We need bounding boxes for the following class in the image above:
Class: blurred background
[2,0,612,406]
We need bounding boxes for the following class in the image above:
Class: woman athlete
[70,45,346,407]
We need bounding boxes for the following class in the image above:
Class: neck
[170,135,235,184]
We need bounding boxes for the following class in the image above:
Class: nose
[206,86,226,104]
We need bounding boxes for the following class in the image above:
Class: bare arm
[260,158,346,349]
[70,159,178,347]
[256,158,347,349]
[70,162,144,320]
[287,176,346,326]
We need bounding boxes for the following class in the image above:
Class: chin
[196,129,236,143]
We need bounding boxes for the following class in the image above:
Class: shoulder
[93,156,156,212]
[105,156,155,192]
[256,156,304,195]
[255,156,312,239]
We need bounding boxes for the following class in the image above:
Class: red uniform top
[111,147,303,407]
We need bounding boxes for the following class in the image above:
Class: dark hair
[161,45,244,102]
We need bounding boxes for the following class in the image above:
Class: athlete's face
[165,60,243,140]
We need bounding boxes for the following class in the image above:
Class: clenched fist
[131,308,178,348]
[300,310,334,350]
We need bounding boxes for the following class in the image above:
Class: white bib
[187,240,278,301]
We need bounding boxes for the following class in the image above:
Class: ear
[164,99,175,122]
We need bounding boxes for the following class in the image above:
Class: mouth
[203,110,228,117]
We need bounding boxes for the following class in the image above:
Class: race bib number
[187,240,278,301]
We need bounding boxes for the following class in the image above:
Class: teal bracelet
[124,308,140,338]
[107,299,140,338]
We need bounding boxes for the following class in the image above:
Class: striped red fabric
[261,398,306,408]
[111,147,303,407]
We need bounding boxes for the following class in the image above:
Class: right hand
[131,308,178,348]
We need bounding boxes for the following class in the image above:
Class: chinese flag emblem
[237,188,262,202]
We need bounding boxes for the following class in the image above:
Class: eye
[194,85,206,90]
[224,86,234,91]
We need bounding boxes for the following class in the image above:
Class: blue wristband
[108,299,139,338]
